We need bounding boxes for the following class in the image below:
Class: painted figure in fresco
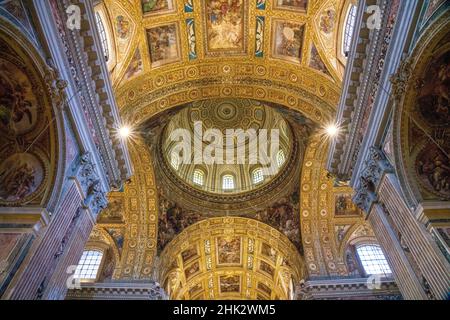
[157,195,203,252]
[417,147,450,195]
[335,194,359,216]
[0,160,35,201]
[275,22,304,60]
[125,49,143,79]
[310,45,330,76]
[279,0,307,9]
[220,275,240,293]
[435,63,450,115]
[0,153,43,202]
[217,237,241,264]
[0,67,34,134]
[147,25,178,64]
[417,52,450,126]
[107,228,124,252]
[206,0,243,50]
[345,249,360,276]
[116,16,130,39]
[99,198,124,222]
[253,192,302,254]
[319,9,336,34]
[142,0,168,13]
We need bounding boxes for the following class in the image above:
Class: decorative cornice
[66,281,167,300]
[297,277,401,300]
[54,0,132,188]
[327,0,401,178]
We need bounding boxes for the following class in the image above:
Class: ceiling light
[119,126,131,139]
[325,124,339,137]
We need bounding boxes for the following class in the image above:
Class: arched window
[170,153,180,170]
[95,12,109,62]
[222,175,235,190]
[74,250,103,281]
[193,169,205,186]
[277,150,286,168]
[252,168,264,185]
[343,5,357,57]
[356,245,392,276]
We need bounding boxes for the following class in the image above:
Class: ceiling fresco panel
[203,0,248,56]
[146,23,182,68]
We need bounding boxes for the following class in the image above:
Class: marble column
[354,147,450,300]
[2,153,107,300]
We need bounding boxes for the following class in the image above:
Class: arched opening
[158,218,304,300]
[193,169,205,186]
[74,250,104,282]
[342,4,357,57]
[222,174,235,191]
[356,244,392,276]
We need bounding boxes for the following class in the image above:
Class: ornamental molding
[53,0,132,188]
[389,57,412,102]
[353,147,394,213]
[328,0,400,178]
[66,281,167,300]
[71,152,108,218]
[297,277,401,300]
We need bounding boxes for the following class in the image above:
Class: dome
[161,99,293,194]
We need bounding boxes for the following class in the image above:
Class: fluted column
[354,147,450,300]
[3,153,107,300]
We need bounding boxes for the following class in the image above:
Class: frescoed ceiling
[158,217,303,300]
[84,0,374,294]
[95,0,349,90]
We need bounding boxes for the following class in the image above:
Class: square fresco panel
[181,246,198,264]
[261,243,277,263]
[219,275,240,293]
[274,0,308,12]
[216,236,242,265]
[259,260,275,277]
[272,20,305,63]
[258,282,272,296]
[204,0,247,55]
[189,283,203,297]
[141,0,175,15]
[124,49,143,80]
[334,194,361,217]
[146,23,181,68]
[184,261,200,280]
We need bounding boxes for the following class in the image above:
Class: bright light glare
[325,125,339,137]
[119,126,131,138]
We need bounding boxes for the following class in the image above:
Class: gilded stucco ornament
[89,0,370,283]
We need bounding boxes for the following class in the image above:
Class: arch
[299,133,367,277]
[277,150,286,168]
[193,168,205,187]
[158,217,304,300]
[0,19,66,211]
[74,249,104,282]
[252,168,264,185]
[101,138,159,280]
[93,2,117,72]
[116,62,340,128]
[355,244,392,276]
[392,11,450,206]
[222,174,235,191]
[341,3,357,57]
